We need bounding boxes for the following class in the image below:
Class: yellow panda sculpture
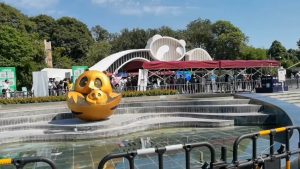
[67,70,122,121]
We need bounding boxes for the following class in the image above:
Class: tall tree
[241,46,268,60]
[0,3,36,33]
[82,42,112,67]
[30,15,56,40]
[212,21,247,60]
[110,28,148,53]
[0,25,44,89]
[51,17,93,61]
[91,25,109,42]
[157,26,177,38]
[186,18,214,51]
[52,47,75,68]
[268,40,286,60]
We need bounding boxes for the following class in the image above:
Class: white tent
[41,68,72,81]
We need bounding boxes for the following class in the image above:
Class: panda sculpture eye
[94,78,102,88]
[79,77,88,87]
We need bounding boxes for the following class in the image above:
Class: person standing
[67,78,74,91]
[2,79,10,98]
[296,72,300,89]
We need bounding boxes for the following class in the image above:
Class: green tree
[30,15,56,40]
[81,42,112,67]
[51,17,93,61]
[241,46,268,60]
[0,25,44,89]
[52,47,75,68]
[110,28,148,53]
[186,18,214,52]
[91,25,109,42]
[157,26,177,38]
[268,40,286,60]
[0,3,35,33]
[212,21,247,60]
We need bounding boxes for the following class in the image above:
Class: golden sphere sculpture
[67,70,122,121]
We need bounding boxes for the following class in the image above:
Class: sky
[1,0,300,49]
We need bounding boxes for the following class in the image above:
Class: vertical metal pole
[185,147,191,169]
[252,136,257,160]
[127,154,135,169]
[285,129,290,169]
[221,146,227,163]
[156,148,165,169]
[270,132,274,156]
[158,153,164,169]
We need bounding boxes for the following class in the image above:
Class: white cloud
[120,5,181,16]
[92,0,123,4]
[91,0,185,16]
[1,0,59,10]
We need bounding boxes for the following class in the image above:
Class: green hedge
[122,89,177,97]
[0,89,177,104]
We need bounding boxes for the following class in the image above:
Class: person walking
[296,72,300,89]
[1,79,10,98]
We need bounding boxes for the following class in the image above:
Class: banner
[0,67,16,91]
[138,69,148,91]
[32,71,48,97]
[278,67,286,82]
[72,66,88,83]
[176,71,192,81]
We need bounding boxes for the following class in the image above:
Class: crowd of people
[48,78,73,96]
[111,72,262,93]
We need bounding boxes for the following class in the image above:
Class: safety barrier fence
[98,126,300,169]
[0,91,34,98]
[0,157,57,169]
[1,126,299,169]
[1,79,299,99]
[123,79,300,94]
[121,80,260,94]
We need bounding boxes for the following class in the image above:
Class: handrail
[232,126,300,169]
[0,157,57,169]
[98,126,300,169]
[98,142,216,169]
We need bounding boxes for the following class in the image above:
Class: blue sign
[176,71,192,81]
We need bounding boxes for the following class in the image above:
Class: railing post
[156,148,166,169]
[221,146,227,163]
[184,145,191,169]
[126,153,136,169]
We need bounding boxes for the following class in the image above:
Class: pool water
[0,126,278,169]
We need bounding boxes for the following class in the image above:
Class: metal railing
[48,89,69,96]
[98,142,218,169]
[232,126,300,169]
[98,126,300,169]
[1,91,34,98]
[121,80,261,94]
[0,157,57,169]
[122,79,300,94]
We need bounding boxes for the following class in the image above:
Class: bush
[122,89,177,97]
[0,89,177,104]
[0,96,66,105]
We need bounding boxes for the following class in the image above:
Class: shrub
[0,89,177,104]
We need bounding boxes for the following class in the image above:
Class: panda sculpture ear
[153,34,162,41]
[179,40,186,47]
[146,34,162,48]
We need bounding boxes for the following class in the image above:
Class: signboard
[176,71,192,81]
[72,66,88,83]
[0,67,16,91]
[278,67,286,82]
[138,69,148,91]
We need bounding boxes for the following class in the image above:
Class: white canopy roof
[41,68,72,81]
